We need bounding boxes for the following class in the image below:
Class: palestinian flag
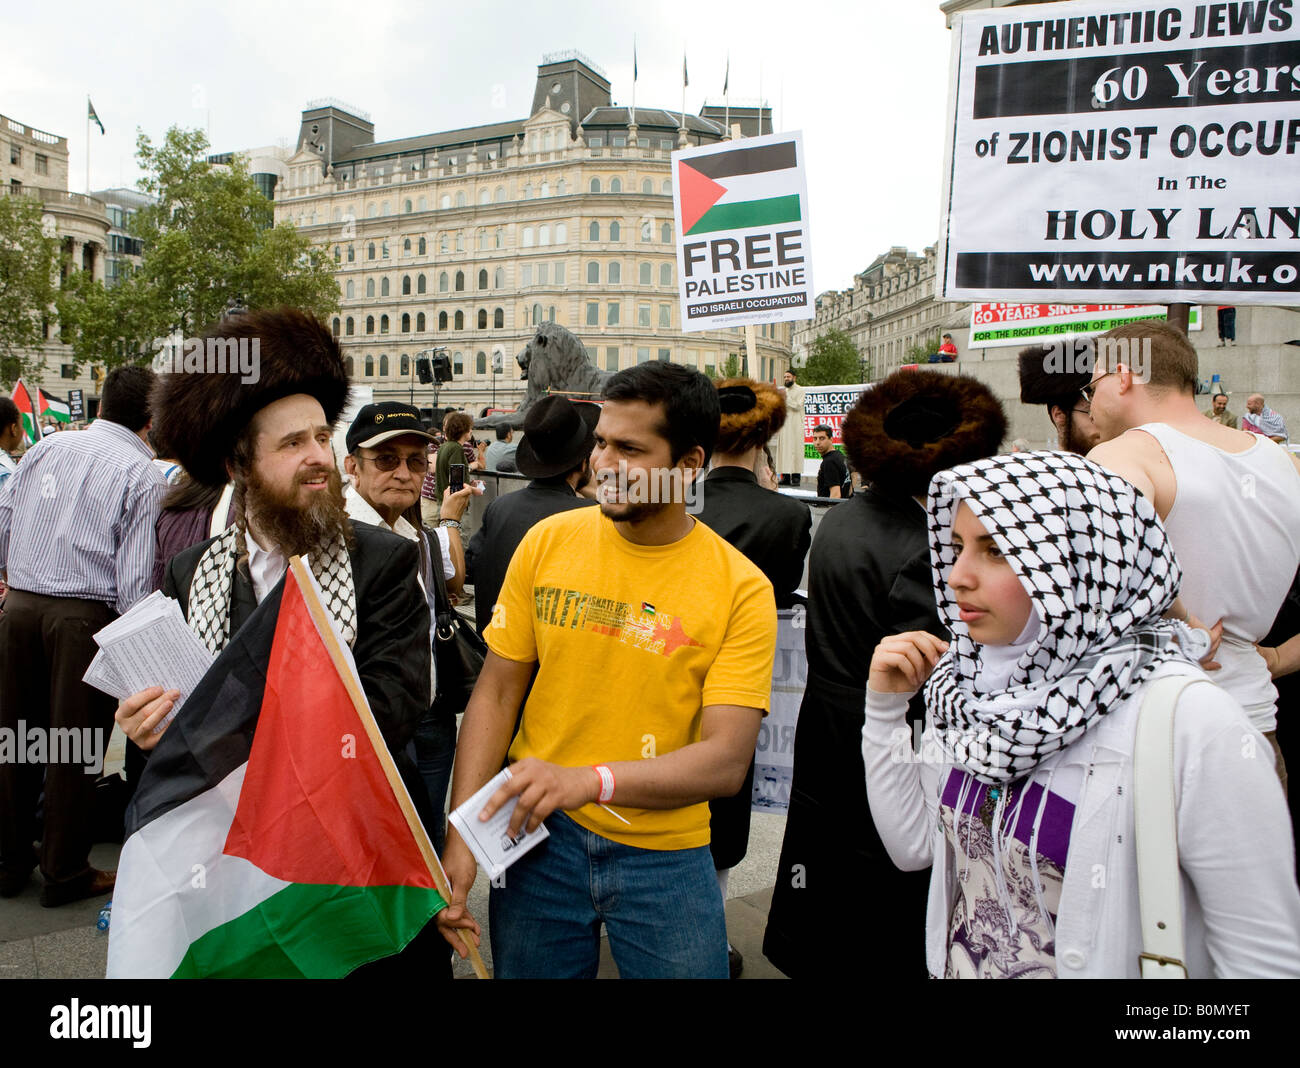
[107,560,451,978]
[9,379,40,444]
[37,389,71,426]
[88,97,105,135]
[677,139,801,236]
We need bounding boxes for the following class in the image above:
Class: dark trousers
[0,590,117,889]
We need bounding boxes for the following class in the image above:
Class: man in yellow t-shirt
[438,362,777,978]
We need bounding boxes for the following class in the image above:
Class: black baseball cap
[346,401,438,453]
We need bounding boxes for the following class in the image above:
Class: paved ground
[2,723,789,980]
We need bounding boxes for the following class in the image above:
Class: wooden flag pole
[289,557,490,979]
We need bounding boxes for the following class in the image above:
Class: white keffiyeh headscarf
[923,451,1209,784]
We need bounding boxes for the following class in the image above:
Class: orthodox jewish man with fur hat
[764,369,1006,979]
[113,307,479,974]
[697,378,812,976]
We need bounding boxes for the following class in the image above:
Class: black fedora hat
[515,396,600,478]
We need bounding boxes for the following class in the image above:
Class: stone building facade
[268,53,794,410]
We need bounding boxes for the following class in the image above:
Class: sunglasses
[356,452,429,473]
[1080,370,1117,403]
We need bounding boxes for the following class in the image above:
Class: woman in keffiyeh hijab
[861,451,1300,979]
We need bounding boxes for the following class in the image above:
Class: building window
[538,263,549,285]
[416,274,426,294]
[456,191,466,207]
[640,220,652,242]
[439,311,448,330]
[365,355,375,376]
[607,302,621,325]
[639,262,652,285]
[366,278,375,298]
[637,347,649,363]
[494,267,504,288]
[334,246,342,263]
[381,277,390,296]
[402,275,411,295]
[557,178,566,195]
[641,179,652,194]
[494,307,504,328]
[455,232,464,251]
[479,189,491,205]
[608,261,621,284]
[439,272,449,292]
[533,303,544,326]
[662,179,672,194]
[440,195,451,209]
[659,262,673,286]
[382,240,390,259]
[332,317,340,337]
[539,224,551,246]
[521,265,533,287]
[404,199,412,213]
[495,228,503,248]
[610,221,621,241]
[555,222,566,243]
[522,227,534,248]
[610,177,623,193]
[659,304,671,328]
[657,348,671,362]
[453,310,464,330]
[401,313,410,332]
[476,351,487,375]
[605,346,619,372]
[9,146,19,165]
[380,315,389,333]
[589,221,600,241]
[417,312,426,331]
[638,304,651,327]
[589,177,601,193]
[589,136,603,156]
[401,354,410,375]
[478,308,488,329]
[455,271,465,292]
[554,262,566,284]
[586,262,599,284]
[418,196,427,211]
[346,317,355,336]
[403,238,411,256]
[440,233,449,253]
[345,357,355,376]
[366,242,375,260]
[495,187,506,203]
[418,236,427,255]
[346,280,355,299]
[379,354,390,376]
[347,245,355,262]
[478,269,488,290]
[661,223,672,243]
[586,302,599,326]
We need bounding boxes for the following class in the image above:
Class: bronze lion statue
[476,322,611,429]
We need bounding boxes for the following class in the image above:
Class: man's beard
[243,464,351,558]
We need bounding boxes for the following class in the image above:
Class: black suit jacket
[696,466,812,610]
[464,480,595,635]
[164,521,430,753]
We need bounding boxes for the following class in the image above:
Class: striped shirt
[0,420,168,614]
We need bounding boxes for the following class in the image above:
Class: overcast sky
[3,0,955,295]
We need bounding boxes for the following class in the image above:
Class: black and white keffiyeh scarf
[923,451,1209,784]
[188,523,358,655]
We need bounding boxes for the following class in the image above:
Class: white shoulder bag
[1133,674,1211,979]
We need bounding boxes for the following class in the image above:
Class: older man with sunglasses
[344,401,479,851]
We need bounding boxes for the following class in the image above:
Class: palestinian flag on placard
[10,379,40,444]
[107,560,450,978]
[677,139,801,236]
[37,389,71,426]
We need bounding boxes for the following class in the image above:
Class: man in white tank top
[1086,320,1300,775]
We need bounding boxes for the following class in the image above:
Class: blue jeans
[489,811,727,978]
[412,707,457,855]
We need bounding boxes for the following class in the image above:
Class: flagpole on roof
[287,556,491,979]
[631,35,637,126]
[85,96,90,195]
[723,54,730,138]
[680,48,688,133]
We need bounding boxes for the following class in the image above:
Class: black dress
[763,487,942,978]
[696,466,812,869]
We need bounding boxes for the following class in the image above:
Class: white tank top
[1138,423,1300,731]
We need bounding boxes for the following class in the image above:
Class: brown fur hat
[842,370,1006,497]
[1017,343,1092,406]
[713,378,786,455]
[152,307,350,489]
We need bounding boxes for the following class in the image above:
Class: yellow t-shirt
[487,507,777,849]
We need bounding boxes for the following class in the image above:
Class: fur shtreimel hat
[842,370,1006,497]
[1017,342,1092,406]
[713,378,786,455]
[152,307,350,489]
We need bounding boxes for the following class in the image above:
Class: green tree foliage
[57,127,340,370]
[0,194,60,385]
[799,328,862,386]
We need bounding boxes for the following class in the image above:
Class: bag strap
[424,526,457,637]
[1133,674,1206,979]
